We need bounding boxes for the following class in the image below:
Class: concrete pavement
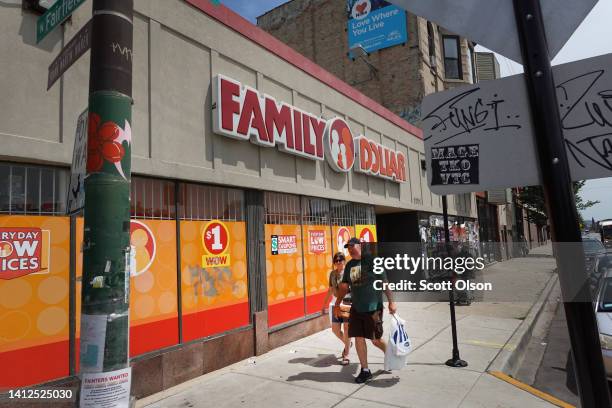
[137,255,560,408]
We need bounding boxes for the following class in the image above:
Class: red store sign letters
[213,75,406,183]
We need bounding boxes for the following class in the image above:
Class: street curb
[487,272,559,377]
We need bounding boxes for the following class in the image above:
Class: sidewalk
[137,257,559,408]
[528,243,554,257]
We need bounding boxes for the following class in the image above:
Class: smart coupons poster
[265,224,305,327]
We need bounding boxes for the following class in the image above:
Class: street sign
[422,52,612,195]
[37,0,87,43]
[555,53,612,182]
[423,73,539,193]
[387,0,597,64]
[48,20,91,90]
[47,20,91,89]
[67,109,88,214]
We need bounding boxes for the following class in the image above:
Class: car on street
[584,238,610,289]
[595,268,612,380]
[601,220,612,252]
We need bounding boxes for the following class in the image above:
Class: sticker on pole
[80,367,131,408]
[202,220,230,267]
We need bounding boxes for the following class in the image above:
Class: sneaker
[355,369,372,384]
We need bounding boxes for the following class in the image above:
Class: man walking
[334,238,397,383]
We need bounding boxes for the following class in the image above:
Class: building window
[302,197,329,225]
[264,192,300,225]
[178,183,244,221]
[443,35,462,79]
[427,22,436,60]
[130,177,176,219]
[0,162,68,215]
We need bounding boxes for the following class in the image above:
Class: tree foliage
[516,181,599,225]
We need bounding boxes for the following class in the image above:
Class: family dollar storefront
[0,0,476,398]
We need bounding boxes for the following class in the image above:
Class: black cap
[344,237,361,248]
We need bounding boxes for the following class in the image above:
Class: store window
[179,183,244,221]
[443,35,462,79]
[264,192,304,326]
[178,182,248,341]
[427,22,436,61]
[131,177,176,219]
[265,192,301,224]
[0,162,68,215]
[302,197,331,314]
[0,162,70,388]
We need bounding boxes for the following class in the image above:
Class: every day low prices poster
[266,224,305,327]
[76,218,180,363]
[303,226,333,315]
[0,216,70,389]
[180,220,249,342]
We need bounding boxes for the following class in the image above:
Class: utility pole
[79,0,133,401]
[442,196,467,368]
[513,0,611,406]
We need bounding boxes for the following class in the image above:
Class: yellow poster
[355,224,377,243]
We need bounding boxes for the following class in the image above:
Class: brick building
[257,0,477,125]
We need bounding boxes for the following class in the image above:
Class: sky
[220,0,612,221]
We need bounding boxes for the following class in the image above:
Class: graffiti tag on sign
[0,228,50,279]
[431,144,479,185]
[271,235,297,255]
[308,230,326,254]
[202,220,231,267]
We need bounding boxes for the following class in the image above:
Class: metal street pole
[442,195,467,368]
[513,1,611,406]
[79,0,133,387]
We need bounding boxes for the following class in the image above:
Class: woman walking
[322,252,352,365]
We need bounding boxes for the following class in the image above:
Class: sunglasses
[333,259,345,263]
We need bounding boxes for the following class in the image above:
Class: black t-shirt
[342,256,383,313]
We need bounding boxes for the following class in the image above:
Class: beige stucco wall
[0,0,476,218]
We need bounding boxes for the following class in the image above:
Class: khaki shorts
[348,307,383,339]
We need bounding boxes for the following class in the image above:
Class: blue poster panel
[347,0,408,55]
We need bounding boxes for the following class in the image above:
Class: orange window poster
[303,225,332,315]
[76,218,179,361]
[0,215,70,389]
[332,225,356,259]
[265,224,305,327]
[180,220,249,342]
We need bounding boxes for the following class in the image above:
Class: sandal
[341,357,350,365]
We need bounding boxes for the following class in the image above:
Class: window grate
[130,177,176,220]
[302,197,329,225]
[178,183,244,221]
[0,162,68,216]
[264,192,300,225]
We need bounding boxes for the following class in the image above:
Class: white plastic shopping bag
[390,313,412,356]
[384,313,411,371]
